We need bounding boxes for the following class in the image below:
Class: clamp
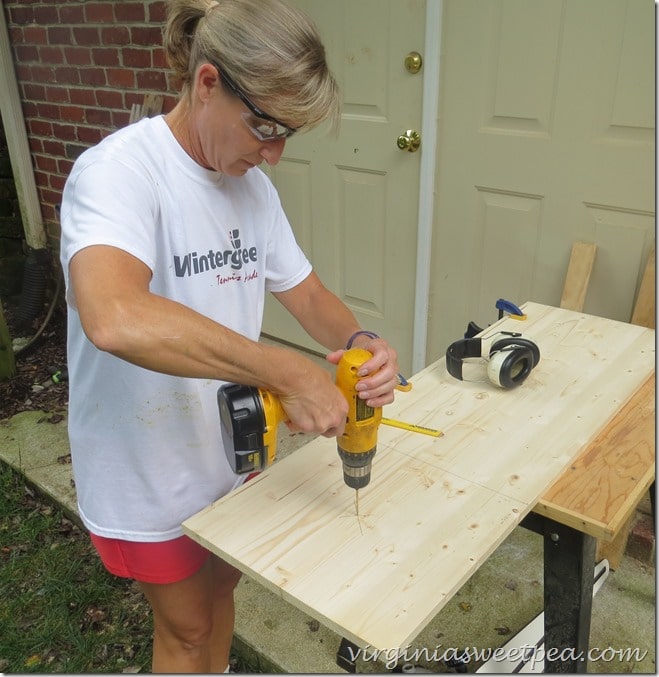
[495,298,527,321]
[463,299,526,339]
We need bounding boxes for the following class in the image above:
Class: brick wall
[2,0,179,252]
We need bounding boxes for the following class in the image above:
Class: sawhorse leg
[650,481,655,525]
[336,637,360,673]
[543,519,596,673]
[523,514,596,673]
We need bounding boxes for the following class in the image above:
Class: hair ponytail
[164,0,341,132]
[163,0,207,90]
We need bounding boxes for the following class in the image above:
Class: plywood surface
[183,303,655,651]
[535,373,655,539]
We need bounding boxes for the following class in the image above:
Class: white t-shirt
[60,115,312,542]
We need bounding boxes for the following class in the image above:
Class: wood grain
[631,241,655,329]
[535,374,655,539]
[560,241,597,311]
[183,303,655,651]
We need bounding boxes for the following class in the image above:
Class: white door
[261,0,426,376]
[428,0,655,361]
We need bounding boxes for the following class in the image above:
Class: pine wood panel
[535,374,654,539]
[560,241,597,311]
[630,241,655,329]
[183,303,655,651]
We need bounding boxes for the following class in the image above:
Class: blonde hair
[164,0,341,133]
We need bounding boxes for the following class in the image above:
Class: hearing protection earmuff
[445,332,540,389]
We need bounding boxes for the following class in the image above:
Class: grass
[0,462,260,673]
[0,462,153,673]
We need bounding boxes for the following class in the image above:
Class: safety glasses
[216,65,297,141]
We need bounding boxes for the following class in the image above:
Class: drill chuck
[337,447,377,489]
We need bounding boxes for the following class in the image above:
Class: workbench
[508,372,653,673]
[183,303,655,673]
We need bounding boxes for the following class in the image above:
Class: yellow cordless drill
[333,348,382,489]
[218,348,382,490]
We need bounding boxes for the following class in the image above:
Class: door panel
[261,0,426,375]
[429,0,655,362]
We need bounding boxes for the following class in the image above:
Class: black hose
[16,248,51,328]
[13,259,63,358]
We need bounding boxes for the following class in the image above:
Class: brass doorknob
[397,130,421,152]
[404,52,423,74]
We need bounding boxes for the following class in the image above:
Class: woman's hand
[277,361,349,438]
[327,337,400,408]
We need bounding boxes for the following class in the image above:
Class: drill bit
[355,489,364,536]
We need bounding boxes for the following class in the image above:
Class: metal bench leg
[337,637,360,673]
[542,519,596,673]
[650,481,655,526]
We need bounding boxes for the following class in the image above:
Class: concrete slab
[0,409,77,517]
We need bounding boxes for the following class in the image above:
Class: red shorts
[90,533,210,584]
[90,475,260,584]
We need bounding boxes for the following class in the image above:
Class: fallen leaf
[58,518,74,534]
[43,648,59,664]
[25,654,41,668]
[82,605,108,629]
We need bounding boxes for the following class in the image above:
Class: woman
[60,0,399,672]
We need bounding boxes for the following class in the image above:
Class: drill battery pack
[218,383,269,474]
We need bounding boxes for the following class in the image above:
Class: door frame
[412,0,444,373]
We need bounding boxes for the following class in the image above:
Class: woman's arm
[69,244,349,436]
[273,271,400,407]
